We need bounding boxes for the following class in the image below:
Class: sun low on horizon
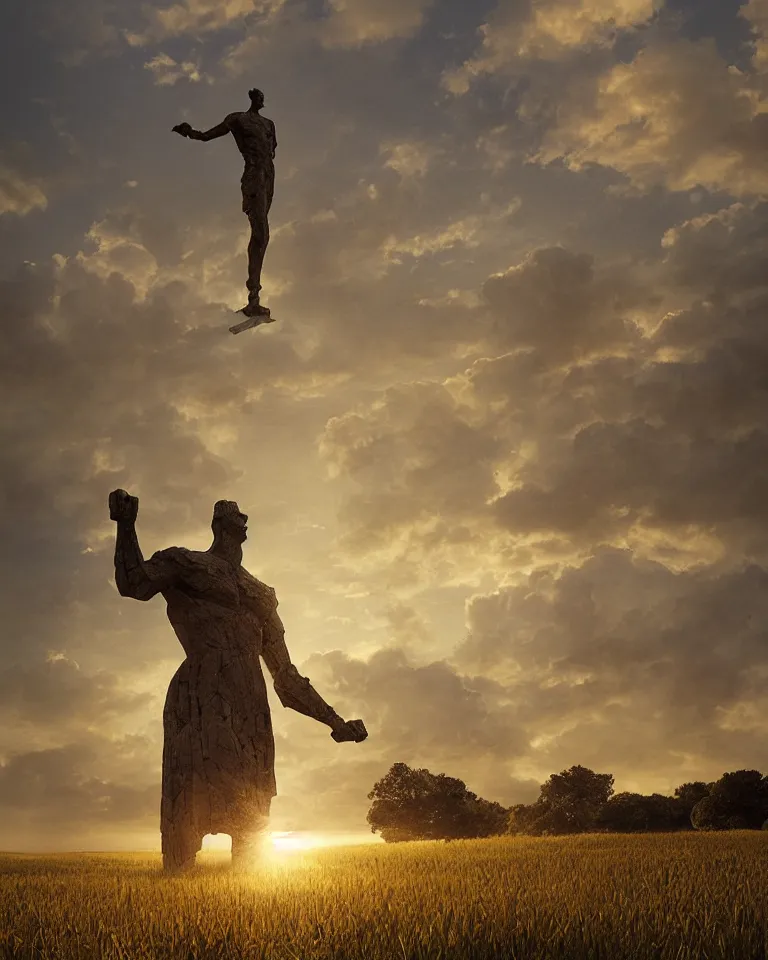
[199,832,383,855]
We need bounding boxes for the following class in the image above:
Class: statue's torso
[226,111,275,169]
[158,548,276,659]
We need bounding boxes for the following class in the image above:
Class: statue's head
[212,499,248,543]
[248,88,265,110]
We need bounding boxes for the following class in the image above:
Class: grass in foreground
[2,832,767,959]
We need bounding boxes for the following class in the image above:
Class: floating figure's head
[212,499,248,544]
[248,88,265,110]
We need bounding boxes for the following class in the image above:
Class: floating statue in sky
[109,489,367,871]
[172,89,278,334]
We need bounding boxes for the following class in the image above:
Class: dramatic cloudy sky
[1,0,767,851]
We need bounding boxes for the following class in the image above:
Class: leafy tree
[378,826,418,843]
[598,792,681,832]
[367,763,508,842]
[539,765,614,833]
[508,766,614,835]
[690,795,731,831]
[710,770,768,829]
[674,781,711,811]
[690,770,768,830]
[466,795,510,838]
[672,781,711,825]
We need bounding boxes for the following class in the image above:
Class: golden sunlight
[270,832,320,852]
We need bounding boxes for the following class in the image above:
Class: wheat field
[1,832,766,959]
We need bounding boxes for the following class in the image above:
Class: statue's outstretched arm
[261,609,368,743]
[261,610,343,727]
[109,489,178,601]
[172,117,232,142]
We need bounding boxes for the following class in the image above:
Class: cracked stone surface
[109,490,367,870]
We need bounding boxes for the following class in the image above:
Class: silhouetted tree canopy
[674,782,711,818]
[508,765,614,835]
[508,766,768,836]
[690,770,768,830]
[367,763,508,842]
[370,763,768,843]
[598,792,683,832]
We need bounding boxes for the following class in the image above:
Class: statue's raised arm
[109,488,178,601]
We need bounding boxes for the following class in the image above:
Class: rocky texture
[109,490,367,871]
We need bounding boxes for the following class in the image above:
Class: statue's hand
[109,489,139,524]
[331,718,367,743]
[172,122,193,137]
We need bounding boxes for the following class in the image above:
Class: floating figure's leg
[241,169,274,318]
[244,214,270,314]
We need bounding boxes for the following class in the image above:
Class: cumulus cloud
[534,38,768,196]
[126,0,285,44]
[745,0,768,71]
[319,0,436,47]
[0,167,47,217]
[0,738,158,850]
[321,200,768,575]
[482,245,647,363]
[0,655,151,729]
[381,141,436,179]
[444,0,656,93]
[455,550,768,788]
[144,53,207,85]
[313,196,768,795]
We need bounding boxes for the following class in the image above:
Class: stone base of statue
[229,302,276,335]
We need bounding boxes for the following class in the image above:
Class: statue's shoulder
[239,568,278,611]
[150,546,218,575]
[151,545,197,562]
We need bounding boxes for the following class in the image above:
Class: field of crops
[1,832,767,959]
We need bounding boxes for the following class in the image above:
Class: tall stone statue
[108,489,367,871]
[172,88,277,329]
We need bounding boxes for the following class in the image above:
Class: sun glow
[270,832,320,852]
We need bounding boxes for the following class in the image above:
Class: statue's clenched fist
[331,718,368,743]
[109,489,139,524]
[172,122,193,137]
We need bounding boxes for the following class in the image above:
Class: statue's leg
[162,824,202,873]
[245,209,270,308]
[161,670,201,872]
[231,813,270,870]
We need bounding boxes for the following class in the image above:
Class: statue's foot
[163,855,196,874]
[240,301,271,319]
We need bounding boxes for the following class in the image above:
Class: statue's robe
[150,548,280,863]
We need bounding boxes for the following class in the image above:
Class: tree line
[367,763,768,842]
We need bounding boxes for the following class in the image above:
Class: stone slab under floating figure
[172,88,279,334]
[109,489,367,872]
[228,312,277,335]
